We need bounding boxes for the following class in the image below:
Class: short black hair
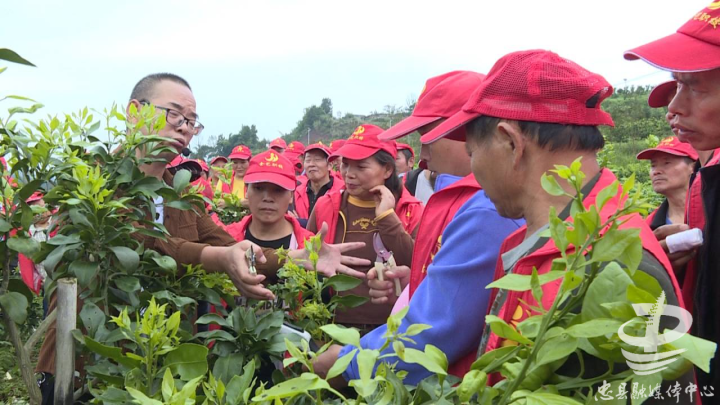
[466,116,605,152]
[398,149,413,162]
[129,73,191,102]
[372,150,404,201]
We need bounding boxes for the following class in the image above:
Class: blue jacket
[338,189,524,384]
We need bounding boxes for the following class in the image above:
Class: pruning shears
[245,247,257,275]
[373,233,402,297]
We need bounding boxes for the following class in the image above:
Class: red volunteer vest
[408,175,481,297]
[465,169,683,381]
[294,176,345,219]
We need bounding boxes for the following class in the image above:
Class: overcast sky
[2,1,703,150]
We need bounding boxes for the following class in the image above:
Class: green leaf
[0,218,11,232]
[252,373,331,401]
[114,276,141,293]
[626,284,659,305]
[531,268,543,306]
[164,343,208,381]
[405,324,432,337]
[541,174,566,197]
[225,359,255,403]
[70,260,99,287]
[595,181,619,212]
[457,369,487,402]
[109,246,140,271]
[0,48,35,66]
[664,329,717,373]
[126,387,164,405]
[566,319,623,338]
[518,316,544,339]
[152,256,177,273]
[0,292,28,324]
[485,315,532,345]
[81,335,141,368]
[195,313,231,329]
[590,228,640,266]
[582,262,633,322]
[403,346,448,376]
[46,234,82,246]
[320,324,361,347]
[324,274,363,292]
[327,348,357,380]
[330,294,368,308]
[173,169,191,193]
[165,200,192,210]
[194,329,236,342]
[487,271,565,291]
[43,244,79,272]
[130,176,165,195]
[357,349,380,381]
[535,334,577,367]
[630,270,663,302]
[213,353,245,384]
[7,236,40,256]
[161,368,174,402]
[525,392,583,405]
[69,208,93,229]
[79,301,105,337]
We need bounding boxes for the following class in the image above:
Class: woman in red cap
[209,156,230,193]
[308,124,423,331]
[637,136,698,230]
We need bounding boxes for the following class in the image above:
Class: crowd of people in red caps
[20,2,720,402]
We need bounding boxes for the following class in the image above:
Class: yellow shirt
[232,178,245,199]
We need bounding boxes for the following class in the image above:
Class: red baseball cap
[168,155,202,171]
[229,145,252,160]
[637,136,699,160]
[195,159,209,172]
[380,71,486,142]
[330,139,346,153]
[210,156,228,165]
[396,142,415,159]
[269,138,288,150]
[624,5,720,72]
[331,124,397,161]
[648,80,677,108]
[287,141,305,155]
[305,142,332,157]
[422,50,615,143]
[244,150,296,190]
[26,192,44,204]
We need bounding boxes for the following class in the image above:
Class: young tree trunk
[3,316,42,404]
[54,278,77,405]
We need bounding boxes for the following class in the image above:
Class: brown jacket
[36,170,236,374]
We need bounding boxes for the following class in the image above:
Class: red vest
[409,175,481,297]
[225,214,314,247]
[477,170,682,382]
[683,152,720,315]
[294,176,345,219]
[312,188,423,244]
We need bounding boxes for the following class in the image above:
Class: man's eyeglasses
[140,100,204,135]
